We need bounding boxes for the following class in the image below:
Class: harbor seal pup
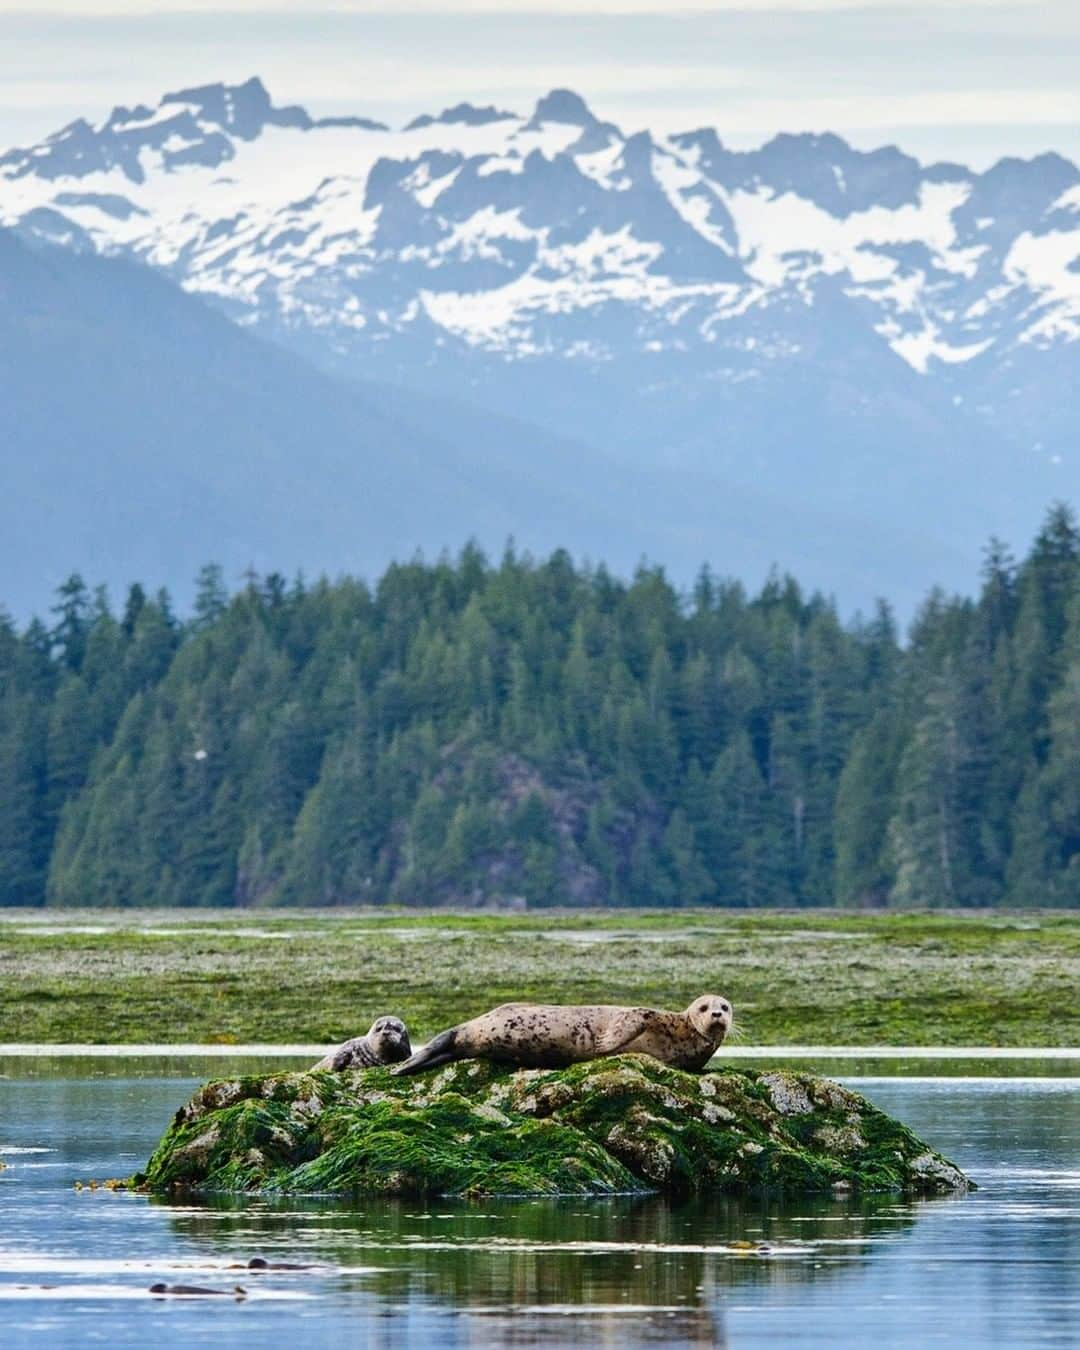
[312,1016,411,1071]
[392,995,733,1076]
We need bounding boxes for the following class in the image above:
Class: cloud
[682,88,1080,134]
[11,57,1074,137]
[0,61,755,114]
[0,0,1075,169]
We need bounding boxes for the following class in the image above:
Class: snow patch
[723,180,977,287]
[1004,228,1080,344]
[574,141,630,191]
[651,146,732,252]
[889,325,995,373]
[410,164,462,209]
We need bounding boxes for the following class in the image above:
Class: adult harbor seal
[312,1016,411,1071]
[393,995,733,1076]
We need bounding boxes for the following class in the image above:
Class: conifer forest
[2,505,1078,910]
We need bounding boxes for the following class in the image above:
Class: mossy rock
[135,1056,973,1199]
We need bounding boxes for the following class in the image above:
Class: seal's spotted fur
[393,996,733,1076]
[313,1016,412,1071]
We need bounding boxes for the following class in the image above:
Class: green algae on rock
[135,1056,973,1199]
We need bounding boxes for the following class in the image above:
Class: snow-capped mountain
[2,76,1078,612]
[4,77,1076,389]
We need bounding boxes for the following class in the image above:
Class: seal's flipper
[331,1039,367,1071]
[392,1027,460,1076]
[595,1008,655,1055]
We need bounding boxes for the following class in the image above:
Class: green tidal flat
[1,909,1077,1048]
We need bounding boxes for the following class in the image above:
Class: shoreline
[1,1044,1077,1058]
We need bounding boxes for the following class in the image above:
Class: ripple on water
[0,1075,1077,1347]
[0,1256,341,1276]
[0,1285,313,1301]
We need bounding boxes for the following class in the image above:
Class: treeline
[1,507,1078,909]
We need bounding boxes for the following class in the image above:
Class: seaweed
[135,1056,974,1200]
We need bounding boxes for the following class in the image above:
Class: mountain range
[1,77,1078,618]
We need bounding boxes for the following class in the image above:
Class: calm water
[0,1068,1077,1348]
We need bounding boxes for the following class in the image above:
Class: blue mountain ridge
[1,79,1077,619]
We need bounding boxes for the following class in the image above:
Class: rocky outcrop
[135,1056,973,1199]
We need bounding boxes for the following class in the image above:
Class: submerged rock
[134,1057,973,1199]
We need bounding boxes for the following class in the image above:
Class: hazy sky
[1,1,1077,167]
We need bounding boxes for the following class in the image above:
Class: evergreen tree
[833,708,901,907]
[45,677,95,829]
[4,523,1078,911]
[707,731,785,906]
[887,664,981,907]
[50,574,91,672]
[192,563,228,632]
[0,693,47,905]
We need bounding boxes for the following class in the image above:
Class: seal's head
[366,1015,412,1064]
[685,994,733,1045]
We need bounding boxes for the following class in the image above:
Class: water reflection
[0,1071,1077,1346]
[164,1188,919,1304]
[155,1188,930,1347]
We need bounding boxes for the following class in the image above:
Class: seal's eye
[698,1003,708,1012]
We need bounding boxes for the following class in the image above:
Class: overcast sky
[1,1,1077,168]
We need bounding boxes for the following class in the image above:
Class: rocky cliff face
[137,1055,972,1198]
